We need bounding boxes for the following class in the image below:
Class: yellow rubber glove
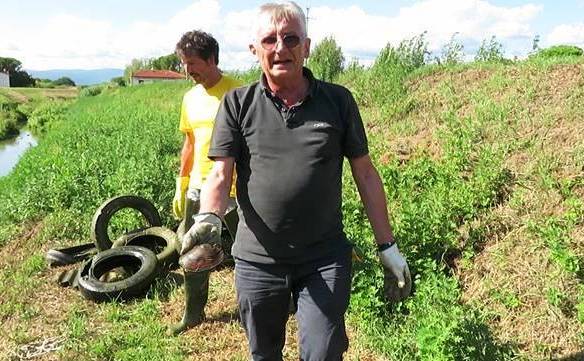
[172,176,190,219]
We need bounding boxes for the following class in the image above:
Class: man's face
[250,15,310,85]
[180,54,216,88]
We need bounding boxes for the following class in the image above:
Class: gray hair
[253,1,307,39]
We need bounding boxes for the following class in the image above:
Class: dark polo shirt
[209,68,368,264]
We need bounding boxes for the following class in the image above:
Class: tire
[78,246,158,302]
[91,195,162,251]
[112,227,179,271]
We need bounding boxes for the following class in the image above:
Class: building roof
[132,69,184,79]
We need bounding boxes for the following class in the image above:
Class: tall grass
[0,81,190,244]
[338,35,519,360]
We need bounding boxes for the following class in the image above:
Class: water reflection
[0,130,37,177]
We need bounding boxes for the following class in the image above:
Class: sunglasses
[260,34,302,51]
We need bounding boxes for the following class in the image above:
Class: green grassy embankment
[0,55,583,361]
[0,87,78,140]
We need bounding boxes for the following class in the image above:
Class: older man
[180,1,411,359]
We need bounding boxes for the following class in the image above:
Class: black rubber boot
[167,270,210,335]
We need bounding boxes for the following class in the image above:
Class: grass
[0,86,78,140]
[0,55,583,360]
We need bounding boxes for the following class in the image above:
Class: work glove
[378,243,412,302]
[172,176,190,219]
[179,213,224,272]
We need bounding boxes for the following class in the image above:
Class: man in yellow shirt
[169,30,240,335]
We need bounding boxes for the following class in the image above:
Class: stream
[0,129,37,177]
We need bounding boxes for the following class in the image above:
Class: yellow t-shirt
[179,75,241,197]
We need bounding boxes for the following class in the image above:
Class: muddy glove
[378,243,412,302]
[172,176,190,219]
[179,213,224,272]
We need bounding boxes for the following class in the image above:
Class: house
[0,71,9,88]
[131,69,184,85]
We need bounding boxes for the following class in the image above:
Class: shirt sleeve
[208,90,242,160]
[179,96,192,133]
[342,89,369,158]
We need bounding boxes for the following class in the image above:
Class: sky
[2,0,584,71]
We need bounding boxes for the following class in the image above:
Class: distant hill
[27,68,124,86]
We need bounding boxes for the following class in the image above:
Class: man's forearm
[357,168,394,244]
[350,155,394,244]
[199,159,234,217]
[179,134,194,177]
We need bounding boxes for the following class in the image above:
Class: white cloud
[546,23,584,48]
[0,0,544,70]
[308,0,542,61]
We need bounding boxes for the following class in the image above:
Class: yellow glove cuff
[176,176,190,191]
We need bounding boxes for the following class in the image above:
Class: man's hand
[172,176,190,219]
[179,213,224,272]
[378,243,412,302]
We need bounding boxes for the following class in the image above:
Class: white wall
[0,72,9,87]
[131,77,182,86]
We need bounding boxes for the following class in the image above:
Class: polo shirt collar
[259,67,318,100]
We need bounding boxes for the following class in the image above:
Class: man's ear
[249,44,257,56]
[303,37,311,59]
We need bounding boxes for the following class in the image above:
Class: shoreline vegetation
[0,87,78,141]
[0,38,583,360]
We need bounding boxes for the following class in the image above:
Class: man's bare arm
[349,154,394,245]
[199,157,235,217]
[179,133,195,176]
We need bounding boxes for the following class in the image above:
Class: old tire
[112,227,179,270]
[91,195,162,251]
[78,246,158,302]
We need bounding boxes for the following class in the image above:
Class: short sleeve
[178,96,192,133]
[342,90,369,158]
[208,91,242,159]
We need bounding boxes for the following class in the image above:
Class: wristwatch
[377,240,396,252]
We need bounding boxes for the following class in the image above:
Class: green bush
[35,78,56,88]
[532,45,583,59]
[307,36,345,82]
[111,76,127,87]
[27,101,68,135]
[0,112,19,140]
[0,99,27,140]
[52,77,76,87]
[80,85,104,97]
[348,32,428,118]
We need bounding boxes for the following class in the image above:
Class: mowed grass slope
[0,57,583,360]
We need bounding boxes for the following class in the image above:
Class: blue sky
[2,0,584,70]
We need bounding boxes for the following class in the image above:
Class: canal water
[0,130,37,177]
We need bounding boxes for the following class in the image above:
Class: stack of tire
[77,195,180,302]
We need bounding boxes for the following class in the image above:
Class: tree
[0,57,35,87]
[123,53,182,81]
[111,76,126,87]
[150,54,181,72]
[52,77,76,87]
[307,36,344,82]
[124,58,149,80]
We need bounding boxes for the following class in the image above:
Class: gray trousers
[235,250,352,361]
